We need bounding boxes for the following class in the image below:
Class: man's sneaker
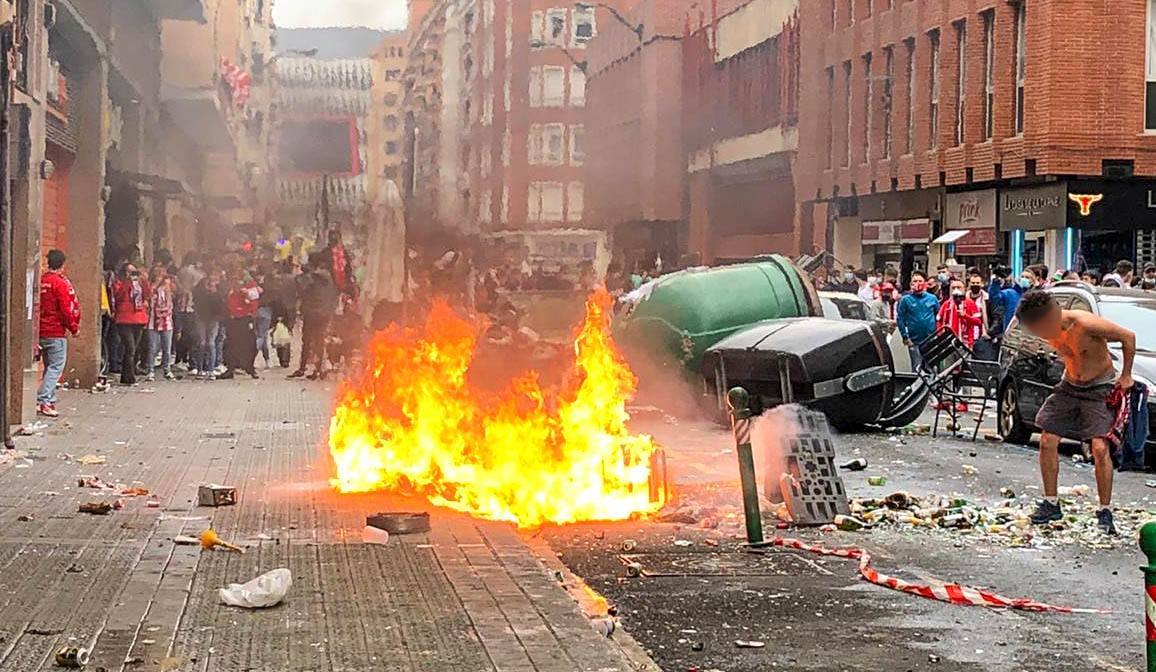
[146,373,155,382]
[1097,508,1118,535]
[1030,499,1063,525]
[36,403,59,418]
[164,371,176,381]
[288,369,305,379]
[189,368,200,376]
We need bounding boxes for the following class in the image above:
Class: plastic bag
[219,568,292,608]
[271,322,292,347]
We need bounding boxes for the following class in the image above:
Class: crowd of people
[34,229,365,419]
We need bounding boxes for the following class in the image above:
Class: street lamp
[575,1,643,42]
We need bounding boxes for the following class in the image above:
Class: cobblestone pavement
[0,376,639,672]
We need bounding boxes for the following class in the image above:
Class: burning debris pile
[327,290,666,528]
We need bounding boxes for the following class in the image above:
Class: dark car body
[703,317,928,430]
[997,283,1156,462]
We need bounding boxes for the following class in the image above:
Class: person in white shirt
[854,269,876,303]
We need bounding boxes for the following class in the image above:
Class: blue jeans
[255,306,273,363]
[37,337,67,405]
[148,329,173,375]
[196,318,221,372]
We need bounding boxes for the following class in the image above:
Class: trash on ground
[219,568,292,608]
[145,499,161,508]
[1057,485,1091,498]
[961,464,979,476]
[197,484,237,507]
[999,487,1016,498]
[621,539,637,552]
[173,535,200,546]
[200,529,244,553]
[17,514,33,522]
[77,454,106,465]
[78,501,113,515]
[0,450,28,466]
[54,646,89,668]
[1146,480,1156,489]
[590,617,616,638]
[840,458,869,471]
[673,539,693,547]
[362,526,390,545]
[78,476,112,490]
[705,538,720,547]
[735,640,766,648]
[120,487,150,497]
[867,476,888,486]
[365,511,431,534]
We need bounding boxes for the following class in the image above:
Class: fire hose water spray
[727,386,764,545]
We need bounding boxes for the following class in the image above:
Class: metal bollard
[1141,521,1156,672]
[727,387,764,544]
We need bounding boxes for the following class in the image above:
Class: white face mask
[867,276,879,286]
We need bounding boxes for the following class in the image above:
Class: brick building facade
[798,0,1156,278]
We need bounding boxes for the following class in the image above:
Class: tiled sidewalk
[0,377,640,672]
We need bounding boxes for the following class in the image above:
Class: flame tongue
[328,289,664,527]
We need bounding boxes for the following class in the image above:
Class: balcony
[149,0,206,22]
[161,84,234,150]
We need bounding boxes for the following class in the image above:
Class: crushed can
[54,646,89,668]
[197,484,237,507]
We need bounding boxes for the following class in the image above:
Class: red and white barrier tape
[764,536,1108,614]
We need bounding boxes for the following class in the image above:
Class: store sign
[945,189,997,255]
[1068,193,1103,216]
[1067,179,1156,230]
[1000,183,1066,231]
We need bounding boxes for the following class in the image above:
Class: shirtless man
[1015,289,1136,534]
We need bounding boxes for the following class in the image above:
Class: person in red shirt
[112,261,151,385]
[937,279,984,348]
[37,249,80,416]
[219,268,261,380]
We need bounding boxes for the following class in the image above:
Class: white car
[818,291,912,373]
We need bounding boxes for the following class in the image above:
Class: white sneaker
[145,373,155,382]
[190,369,200,376]
[214,365,226,375]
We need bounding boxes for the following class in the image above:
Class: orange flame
[327,289,664,527]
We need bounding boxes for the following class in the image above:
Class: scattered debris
[15,421,48,435]
[362,526,390,546]
[78,476,111,490]
[1058,485,1091,498]
[999,487,1016,498]
[25,628,63,635]
[928,654,942,663]
[590,617,616,638]
[16,514,33,522]
[173,535,200,546]
[1146,480,1156,489]
[621,539,637,552]
[78,502,113,515]
[673,539,693,547]
[867,476,888,487]
[219,568,292,608]
[256,533,273,541]
[197,484,237,507]
[77,454,106,465]
[200,529,244,553]
[735,640,766,649]
[0,450,28,466]
[121,487,150,497]
[145,499,161,508]
[54,646,89,668]
[365,511,431,535]
[626,561,643,577]
[840,458,869,471]
[704,539,720,547]
[961,464,979,476]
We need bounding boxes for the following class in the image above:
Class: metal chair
[915,328,1001,440]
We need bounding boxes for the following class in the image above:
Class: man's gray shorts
[1034,378,1115,442]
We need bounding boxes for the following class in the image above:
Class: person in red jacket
[37,249,80,417]
[219,268,261,380]
[112,261,151,385]
[936,279,984,348]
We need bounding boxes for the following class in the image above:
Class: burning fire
[328,289,665,527]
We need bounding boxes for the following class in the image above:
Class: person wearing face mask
[896,271,940,368]
[1138,263,1156,290]
[986,265,1024,334]
[111,262,151,386]
[854,269,875,303]
[937,279,984,349]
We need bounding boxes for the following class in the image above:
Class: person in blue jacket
[987,266,1032,334]
[896,270,940,368]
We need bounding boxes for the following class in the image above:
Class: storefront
[857,190,941,281]
[940,189,997,272]
[999,180,1156,276]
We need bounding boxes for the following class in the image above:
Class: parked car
[997,282,1156,464]
[818,291,912,373]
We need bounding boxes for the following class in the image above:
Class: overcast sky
[273,0,407,30]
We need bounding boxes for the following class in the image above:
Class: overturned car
[614,256,928,430]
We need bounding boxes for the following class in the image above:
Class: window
[982,11,994,140]
[531,10,544,44]
[566,182,584,222]
[569,66,586,106]
[843,61,852,166]
[573,5,595,44]
[502,126,511,166]
[830,0,837,28]
[825,66,835,168]
[385,141,398,155]
[546,8,567,46]
[504,76,511,111]
[882,46,893,159]
[954,21,966,146]
[545,123,565,164]
[529,67,543,107]
[384,115,399,131]
[529,124,543,163]
[501,186,509,223]
[1015,1,1027,134]
[479,189,492,223]
[383,93,399,106]
[482,91,493,125]
[904,38,915,154]
[570,124,585,165]
[528,182,564,222]
[863,52,872,161]
[929,29,940,149]
[542,66,565,106]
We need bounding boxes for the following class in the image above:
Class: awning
[932,230,971,244]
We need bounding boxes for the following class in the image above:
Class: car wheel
[998,382,1032,444]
